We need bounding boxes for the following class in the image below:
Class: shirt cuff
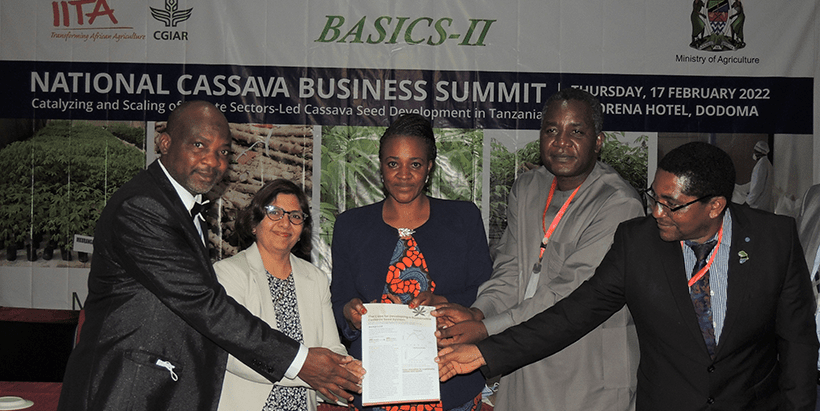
[284,344,309,379]
[482,312,515,336]
[471,298,495,319]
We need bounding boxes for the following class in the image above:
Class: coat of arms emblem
[690,0,745,51]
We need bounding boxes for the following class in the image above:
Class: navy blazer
[58,161,299,411]
[478,204,818,411]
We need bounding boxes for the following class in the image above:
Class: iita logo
[52,0,118,27]
[689,0,746,51]
[150,0,192,41]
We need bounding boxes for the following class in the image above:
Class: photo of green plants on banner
[0,120,144,263]
[0,118,646,276]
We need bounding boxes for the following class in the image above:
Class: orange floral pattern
[381,236,435,304]
[367,393,481,411]
[378,402,443,411]
[374,235,481,411]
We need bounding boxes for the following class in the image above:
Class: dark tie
[190,200,208,217]
[190,201,209,245]
[688,240,717,358]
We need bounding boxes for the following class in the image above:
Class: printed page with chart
[361,303,440,406]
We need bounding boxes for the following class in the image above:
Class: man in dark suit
[58,101,362,411]
[436,142,818,410]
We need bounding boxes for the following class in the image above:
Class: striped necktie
[688,239,717,358]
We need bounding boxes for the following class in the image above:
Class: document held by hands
[361,303,440,406]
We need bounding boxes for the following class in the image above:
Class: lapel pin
[738,250,749,264]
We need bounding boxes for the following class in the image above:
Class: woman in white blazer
[215,179,360,411]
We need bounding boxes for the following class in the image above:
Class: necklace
[397,227,416,238]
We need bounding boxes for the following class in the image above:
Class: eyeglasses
[642,188,714,214]
[264,205,308,225]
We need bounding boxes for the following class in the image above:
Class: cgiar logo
[150,0,191,41]
[689,0,745,51]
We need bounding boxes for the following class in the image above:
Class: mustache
[193,167,220,178]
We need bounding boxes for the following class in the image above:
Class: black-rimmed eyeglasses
[264,205,308,225]
[642,188,714,214]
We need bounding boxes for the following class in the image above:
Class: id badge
[524,262,541,300]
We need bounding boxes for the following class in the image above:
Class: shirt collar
[158,159,202,216]
[684,208,732,247]
[719,208,732,246]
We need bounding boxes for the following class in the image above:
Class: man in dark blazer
[58,101,362,411]
[436,142,818,410]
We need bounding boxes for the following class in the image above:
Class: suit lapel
[291,255,318,331]
[716,207,753,358]
[661,237,713,358]
[147,161,210,260]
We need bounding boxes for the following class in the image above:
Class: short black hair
[164,100,224,138]
[236,179,312,261]
[657,142,736,202]
[542,88,604,135]
[379,113,437,162]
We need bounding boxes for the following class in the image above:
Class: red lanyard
[682,223,724,287]
[538,178,581,261]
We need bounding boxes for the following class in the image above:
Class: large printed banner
[1,61,813,133]
[2,0,817,131]
[0,0,817,309]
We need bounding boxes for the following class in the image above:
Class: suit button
[707,365,715,373]
[707,397,715,404]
